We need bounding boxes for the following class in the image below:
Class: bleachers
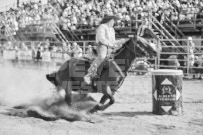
[1,0,203,42]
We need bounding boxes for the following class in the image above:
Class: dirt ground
[0,67,203,135]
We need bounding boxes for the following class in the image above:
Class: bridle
[124,38,147,57]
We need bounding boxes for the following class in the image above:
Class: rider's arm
[114,38,129,48]
[96,25,114,47]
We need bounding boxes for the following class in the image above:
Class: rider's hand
[120,38,129,44]
[108,43,114,48]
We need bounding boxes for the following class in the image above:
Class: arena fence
[0,40,156,75]
[158,38,203,78]
[0,39,203,77]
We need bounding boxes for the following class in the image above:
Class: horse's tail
[46,72,58,86]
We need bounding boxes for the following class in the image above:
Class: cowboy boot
[84,63,98,84]
[84,73,93,84]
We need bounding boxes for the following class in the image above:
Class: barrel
[152,69,183,115]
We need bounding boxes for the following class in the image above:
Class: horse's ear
[92,48,98,55]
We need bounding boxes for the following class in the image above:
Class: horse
[46,37,157,112]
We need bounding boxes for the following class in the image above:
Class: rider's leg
[84,45,107,84]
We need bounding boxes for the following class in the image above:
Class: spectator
[167,55,180,69]
[188,37,195,54]
[86,45,93,55]
[66,43,72,54]
[62,41,67,51]
[41,46,51,68]
[36,47,42,62]
[137,17,150,37]
[31,43,37,59]
[84,44,95,59]
[197,54,203,80]
[72,42,82,58]
[20,42,28,51]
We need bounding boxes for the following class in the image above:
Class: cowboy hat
[104,15,120,20]
[100,15,120,24]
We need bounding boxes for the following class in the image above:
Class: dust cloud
[0,64,100,122]
[0,64,55,106]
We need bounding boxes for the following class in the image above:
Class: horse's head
[125,38,157,58]
[137,39,158,57]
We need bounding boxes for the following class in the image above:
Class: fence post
[156,39,161,69]
[186,39,189,76]
[135,13,138,29]
[83,41,86,55]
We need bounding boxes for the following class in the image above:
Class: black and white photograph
[0,0,203,135]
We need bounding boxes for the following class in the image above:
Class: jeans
[87,45,112,76]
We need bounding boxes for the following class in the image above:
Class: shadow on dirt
[102,111,153,117]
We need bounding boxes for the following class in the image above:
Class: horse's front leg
[99,95,108,104]
[62,80,72,106]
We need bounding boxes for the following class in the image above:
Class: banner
[52,52,64,62]
[18,50,32,60]
[42,51,51,62]
[3,50,16,60]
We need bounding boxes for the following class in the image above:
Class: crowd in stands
[1,0,203,33]
[50,0,203,29]
[0,0,59,35]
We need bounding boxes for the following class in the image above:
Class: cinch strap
[112,60,126,78]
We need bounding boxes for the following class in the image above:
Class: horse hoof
[89,105,100,113]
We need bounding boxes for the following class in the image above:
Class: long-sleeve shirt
[96,23,127,49]
[96,24,115,47]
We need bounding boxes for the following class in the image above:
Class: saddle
[96,58,113,77]
[79,55,112,77]
[79,57,113,92]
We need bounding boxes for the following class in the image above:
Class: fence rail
[0,39,203,77]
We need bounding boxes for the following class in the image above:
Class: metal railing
[1,39,203,77]
[158,38,203,76]
[52,23,69,42]
[0,40,157,73]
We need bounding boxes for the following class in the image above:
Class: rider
[84,15,126,84]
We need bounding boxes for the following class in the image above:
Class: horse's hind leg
[97,85,115,111]
[62,80,72,106]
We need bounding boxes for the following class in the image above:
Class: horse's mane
[114,37,156,58]
[114,38,132,56]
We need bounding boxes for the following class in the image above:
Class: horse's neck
[114,46,135,73]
